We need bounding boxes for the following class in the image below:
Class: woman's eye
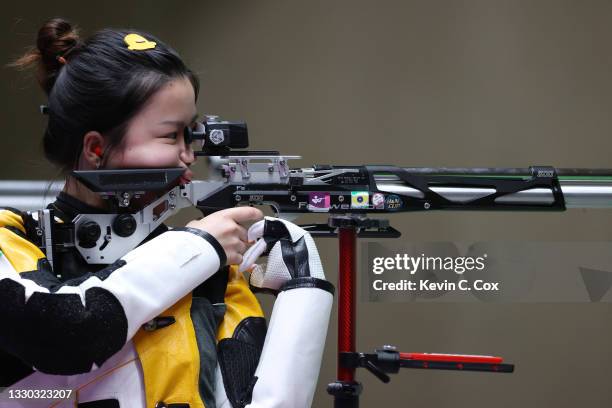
[166,132,179,140]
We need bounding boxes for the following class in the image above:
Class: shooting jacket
[0,193,333,408]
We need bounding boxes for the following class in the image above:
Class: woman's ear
[82,131,105,168]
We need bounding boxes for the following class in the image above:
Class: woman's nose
[177,129,195,163]
[180,139,196,165]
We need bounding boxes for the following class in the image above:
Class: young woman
[0,18,333,408]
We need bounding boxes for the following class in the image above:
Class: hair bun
[37,18,78,61]
[12,18,80,94]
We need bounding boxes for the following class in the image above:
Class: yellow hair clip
[124,33,157,51]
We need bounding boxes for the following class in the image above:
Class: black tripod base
[327,381,363,408]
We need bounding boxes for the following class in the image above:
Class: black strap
[280,277,335,294]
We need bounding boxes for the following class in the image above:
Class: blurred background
[2,1,612,406]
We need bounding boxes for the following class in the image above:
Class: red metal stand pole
[337,226,357,382]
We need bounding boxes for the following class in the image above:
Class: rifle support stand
[319,215,514,407]
[324,215,392,408]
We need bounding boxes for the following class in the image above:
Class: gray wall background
[2,1,612,407]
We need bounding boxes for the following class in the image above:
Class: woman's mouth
[179,169,193,185]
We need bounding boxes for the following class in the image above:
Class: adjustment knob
[113,214,137,238]
[77,220,101,248]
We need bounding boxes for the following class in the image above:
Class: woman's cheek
[114,145,179,168]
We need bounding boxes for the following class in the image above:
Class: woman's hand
[186,207,264,265]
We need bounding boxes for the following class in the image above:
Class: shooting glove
[239,216,327,292]
[221,216,333,407]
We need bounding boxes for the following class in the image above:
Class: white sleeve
[0,228,224,375]
[246,285,333,408]
[67,229,223,340]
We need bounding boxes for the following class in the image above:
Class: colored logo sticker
[308,192,331,212]
[372,193,385,209]
[385,194,403,211]
[351,191,369,209]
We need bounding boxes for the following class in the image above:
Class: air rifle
[47,116,612,406]
[64,115,612,258]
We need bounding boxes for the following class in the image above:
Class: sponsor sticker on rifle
[385,194,403,210]
[372,193,385,209]
[351,191,369,209]
[308,192,331,212]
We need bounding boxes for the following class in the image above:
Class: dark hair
[12,17,199,172]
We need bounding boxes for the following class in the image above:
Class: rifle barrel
[372,168,612,209]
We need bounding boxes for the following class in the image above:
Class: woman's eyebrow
[159,114,199,126]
